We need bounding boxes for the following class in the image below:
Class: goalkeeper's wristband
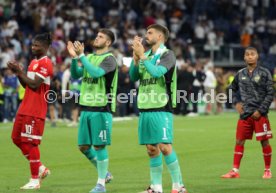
[78,53,85,58]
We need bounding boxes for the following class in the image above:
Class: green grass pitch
[0,112,275,193]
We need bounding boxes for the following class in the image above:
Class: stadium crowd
[0,0,276,125]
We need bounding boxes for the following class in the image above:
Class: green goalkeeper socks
[96,148,109,180]
[164,150,184,187]
[83,147,97,167]
[150,153,163,187]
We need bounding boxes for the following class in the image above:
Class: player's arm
[18,76,26,88]
[129,37,143,81]
[230,73,243,114]
[73,41,113,78]
[9,62,27,88]
[70,58,83,79]
[78,54,107,78]
[132,37,169,78]
[67,41,83,79]
[141,51,176,78]
[129,60,140,82]
[258,70,274,114]
[8,61,43,89]
[142,60,167,78]
[17,73,43,89]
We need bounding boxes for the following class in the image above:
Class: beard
[93,42,106,49]
[31,50,42,58]
[144,39,157,47]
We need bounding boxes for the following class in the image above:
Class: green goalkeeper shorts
[138,111,173,145]
[78,111,112,146]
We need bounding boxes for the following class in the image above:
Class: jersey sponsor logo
[83,77,98,84]
[40,67,48,75]
[241,76,246,80]
[140,78,157,86]
[33,63,38,70]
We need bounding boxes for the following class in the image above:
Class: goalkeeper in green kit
[67,29,118,193]
[130,24,188,193]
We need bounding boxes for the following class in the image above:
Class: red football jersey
[17,56,53,119]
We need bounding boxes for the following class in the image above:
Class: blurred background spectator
[0,0,276,123]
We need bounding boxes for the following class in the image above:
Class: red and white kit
[12,56,53,145]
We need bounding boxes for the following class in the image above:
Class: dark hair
[245,46,258,52]
[147,24,170,42]
[33,33,52,46]
[98,28,115,45]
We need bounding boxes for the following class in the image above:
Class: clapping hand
[132,36,145,60]
[67,41,77,58]
[7,61,22,74]
[73,41,84,56]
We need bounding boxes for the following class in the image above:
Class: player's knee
[146,145,159,157]
[236,140,245,146]
[79,145,90,153]
[261,140,269,147]
[94,145,105,151]
[159,144,172,155]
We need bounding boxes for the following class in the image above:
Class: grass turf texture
[0,112,275,193]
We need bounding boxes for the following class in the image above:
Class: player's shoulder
[103,54,117,64]
[162,49,175,56]
[37,56,53,76]
[236,67,247,75]
[238,67,247,73]
[38,56,53,68]
[160,50,176,62]
[39,56,53,64]
[257,66,271,75]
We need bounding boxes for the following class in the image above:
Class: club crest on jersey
[254,75,260,82]
[33,63,38,70]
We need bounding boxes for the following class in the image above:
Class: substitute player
[8,33,53,189]
[222,47,274,179]
[130,24,187,193]
[67,28,117,193]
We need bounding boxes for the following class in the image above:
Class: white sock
[97,178,105,186]
[232,168,239,172]
[172,182,181,190]
[154,184,163,192]
[30,178,40,183]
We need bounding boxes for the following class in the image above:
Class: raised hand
[67,41,77,58]
[73,41,84,56]
[7,61,21,74]
[132,36,145,60]
[134,36,143,43]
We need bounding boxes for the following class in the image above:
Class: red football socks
[233,145,244,169]
[29,145,40,179]
[263,145,272,170]
[19,143,32,160]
